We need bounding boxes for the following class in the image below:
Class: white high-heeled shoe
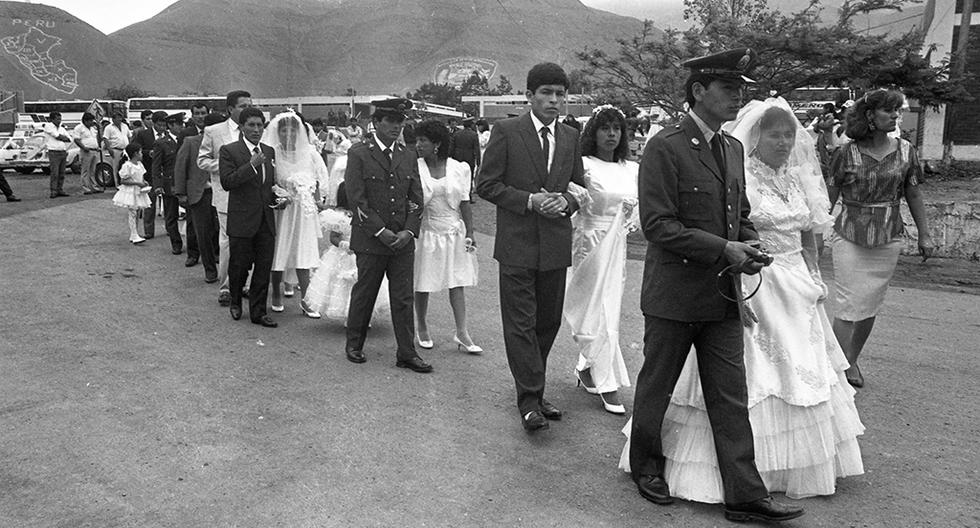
[416,335,434,349]
[575,369,599,395]
[453,335,483,354]
[599,392,627,415]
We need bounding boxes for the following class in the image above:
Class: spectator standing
[103,110,130,185]
[42,111,72,198]
[72,112,103,194]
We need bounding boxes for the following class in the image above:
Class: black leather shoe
[172,246,183,255]
[252,315,278,328]
[346,348,366,364]
[635,474,673,505]
[396,356,433,373]
[521,411,549,432]
[6,195,21,202]
[218,290,231,306]
[725,496,805,523]
[204,271,218,283]
[540,399,562,420]
[229,305,242,320]
[56,191,70,197]
[185,256,199,267]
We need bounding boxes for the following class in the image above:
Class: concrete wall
[901,201,980,259]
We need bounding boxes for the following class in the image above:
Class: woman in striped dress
[827,88,934,388]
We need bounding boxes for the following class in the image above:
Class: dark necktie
[540,127,550,170]
[253,147,264,182]
[710,133,725,178]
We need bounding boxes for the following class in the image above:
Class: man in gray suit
[175,112,225,283]
[476,63,585,432]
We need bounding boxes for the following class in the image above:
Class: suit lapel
[518,113,548,185]
[681,116,723,182]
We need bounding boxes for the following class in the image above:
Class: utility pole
[942,0,973,164]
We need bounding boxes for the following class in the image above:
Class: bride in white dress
[620,98,865,501]
[564,105,638,414]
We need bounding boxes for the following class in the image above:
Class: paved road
[1,182,976,527]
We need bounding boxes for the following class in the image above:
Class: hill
[108,0,647,97]
[0,2,149,99]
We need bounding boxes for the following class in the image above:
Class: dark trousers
[629,315,768,505]
[48,150,67,193]
[188,189,219,275]
[145,193,182,249]
[346,251,416,361]
[0,173,13,198]
[498,264,566,416]
[228,218,275,322]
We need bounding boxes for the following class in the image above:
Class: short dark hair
[141,109,153,119]
[111,110,124,119]
[526,62,569,93]
[124,142,141,159]
[48,111,61,119]
[580,107,630,162]
[225,90,251,112]
[684,73,717,108]
[191,102,210,113]
[203,113,225,127]
[844,88,905,142]
[415,119,451,159]
[238,106,265,125]
[311,117,323,127]
[81,112,96,123]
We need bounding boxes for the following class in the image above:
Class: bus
[22,99,127,130]
[126,96,227,124]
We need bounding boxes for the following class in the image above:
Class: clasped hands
[724,241,768,275]
[378,228,413,250]
[530,188,567,218]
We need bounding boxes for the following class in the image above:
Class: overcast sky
[8,0,670,34]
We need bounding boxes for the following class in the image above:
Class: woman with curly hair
[827,88,933,388]
[413,119,481,353]
[563,105,638,414]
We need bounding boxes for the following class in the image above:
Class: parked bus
[126,96,227,124]
[22,99,127,130]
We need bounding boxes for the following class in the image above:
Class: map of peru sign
[433,57,497,87]
[2,22,79,94]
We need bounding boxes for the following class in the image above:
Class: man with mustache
[628,48,805,523]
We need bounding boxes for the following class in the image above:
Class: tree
[575,0,971,120]
[406,82,461,108]
[104,82,154,101]
[459,71,490,97]
[491,75,514,96]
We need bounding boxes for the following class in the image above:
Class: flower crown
[592,104,625,118]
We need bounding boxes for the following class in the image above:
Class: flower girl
[111,143,152,244]
[304,182,389,322]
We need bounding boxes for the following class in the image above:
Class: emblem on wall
[2,26,79,94]
[433,57,497,87]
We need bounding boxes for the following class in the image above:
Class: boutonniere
[271,159,276,167]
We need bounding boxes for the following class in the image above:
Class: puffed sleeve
[827,143,858,189]
[902,140,922,188]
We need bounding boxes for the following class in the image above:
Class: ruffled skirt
[414,213,477,292]
[112,185,151,210]
[305,246,390,321]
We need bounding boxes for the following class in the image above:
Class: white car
[0,134,83,174]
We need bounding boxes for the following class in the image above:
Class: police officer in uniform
[344,98,432,373]
[629,48,805,523]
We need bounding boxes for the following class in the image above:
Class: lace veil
[261,110,329,216]
[724,97,834,234]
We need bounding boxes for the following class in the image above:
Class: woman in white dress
[264,111,329,318]
[563,105,638,415]
[412,120,481,353]
[620,98,864,501]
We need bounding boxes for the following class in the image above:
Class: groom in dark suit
[219,107,279,328]
[630,48,804,523]
[476,63,585,432]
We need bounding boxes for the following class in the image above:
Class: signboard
[433,57,498,87]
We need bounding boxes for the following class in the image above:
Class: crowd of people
[9,44,938,524]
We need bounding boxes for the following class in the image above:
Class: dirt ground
[0,170,977,527]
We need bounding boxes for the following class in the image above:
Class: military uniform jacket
[345,135,423,255]
[151,134,179,195]
[476,112,585,271]
[638,115,758,322]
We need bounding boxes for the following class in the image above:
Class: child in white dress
[304,182,390,322]
[111,143,152,244]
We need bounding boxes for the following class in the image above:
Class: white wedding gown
[620,156,865,501]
